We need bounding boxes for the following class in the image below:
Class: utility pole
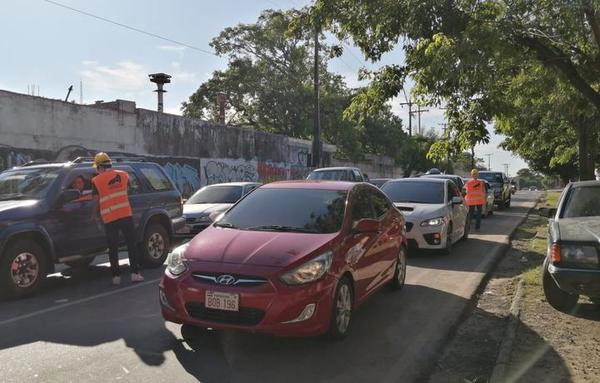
[484,153,493,171]
[415,105,429,135]
[399,99,413,136]
[503,163,509,176]
[312,23,321,168]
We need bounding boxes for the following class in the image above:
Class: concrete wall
[0,89,397,196]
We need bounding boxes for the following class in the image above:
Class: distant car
[422,174,465,193]
[161,181,408,338]
[529,186,538,191]
[307,167,367,182]
[478,171,512,209]
[540,181,600,312]
[381,178,469,254]
[370,178,392,188]
[510,182,517,194]
[0,158,184,297]
[176,182,261,238]
[426,168,442,175]
[482,180,495,217]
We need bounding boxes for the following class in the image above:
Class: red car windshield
[217,188,348,233]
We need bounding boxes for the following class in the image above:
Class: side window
[346,170,354,182]
[351,187,375,221]
[138,165,173,191]
[449,182,460,197]
[126,171,143,195]
[352,170,362,182]
[370,189,391,218]
[446,183,454,202]
[65,171,94,192]
[245,184,258,195]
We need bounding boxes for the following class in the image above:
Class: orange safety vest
[92,170,132,224]
[464,179,486,206]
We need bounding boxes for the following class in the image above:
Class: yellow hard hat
[93,152,112,168]
[471,168,479,176]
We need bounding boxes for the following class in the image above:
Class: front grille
[185,303,265,326]
[192,273,268,287]
[186,217,196,224]
[405,222,414,232]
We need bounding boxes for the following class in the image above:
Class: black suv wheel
[1,240,48,297]
[140,223,170,267]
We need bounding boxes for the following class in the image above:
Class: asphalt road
[0,191,540,383]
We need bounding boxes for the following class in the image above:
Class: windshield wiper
[213,222,237,229]
[0,193,29,201]
[245,225,318,233]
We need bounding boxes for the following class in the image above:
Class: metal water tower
[148,73,171,112]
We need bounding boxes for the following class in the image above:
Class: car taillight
[551,243,561,264]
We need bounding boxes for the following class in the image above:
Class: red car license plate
[205,291,239,312]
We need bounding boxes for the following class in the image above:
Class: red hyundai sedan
[160,181,407,338]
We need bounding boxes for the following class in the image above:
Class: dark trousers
[469,205,482,229]
[104,216,139,276]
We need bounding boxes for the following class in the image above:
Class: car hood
[557,217,600,243]
[0,199,39,215]
[183,203,232,217]
[185,226,338,267]
[393,202,447,221]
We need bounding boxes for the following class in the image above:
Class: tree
[307,0,600,180]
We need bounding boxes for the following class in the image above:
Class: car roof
[422,174,461,179]
[569,180,600,187]
[385,178,447,184]
[371,178,391,181]
[311,167,360,173]
[204,182,261,187]
[262,180,357,191]
[479,171,503,174]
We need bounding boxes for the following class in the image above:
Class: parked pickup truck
[0,157,185,297]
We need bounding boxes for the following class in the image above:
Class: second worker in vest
[91,153,144,285]
[464,168,486,231]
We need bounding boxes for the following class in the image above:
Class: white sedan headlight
[166,243,189,276]
[420,217,445,227]
[280,252,333,285]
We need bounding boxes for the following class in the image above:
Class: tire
[441,223,453,255]
[543,264,578,313]
[462,217,470,240]
[389,245,407,290]
[327,277,353,340]
[140,223,171,268]
[1,240,48,298]
[65,256,95,269]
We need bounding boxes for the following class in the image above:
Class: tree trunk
[470,145,475,169]
[577,117,596,181]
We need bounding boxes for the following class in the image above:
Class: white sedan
[381,178,469,254]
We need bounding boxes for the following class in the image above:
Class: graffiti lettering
[163,162,201,198]
[201,158,259,186]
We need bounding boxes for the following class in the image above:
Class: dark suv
[478,171,512,209]
[0,158,185,297]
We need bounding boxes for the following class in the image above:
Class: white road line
[0,277,161,327]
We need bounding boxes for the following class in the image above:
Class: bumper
[160,263,337,337]
[548,263,600,296]
[405,221,448,250]
[171,217,186,234]
[175,222,211,238]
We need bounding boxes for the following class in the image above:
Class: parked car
[307,167,367,182]
[0,158,185,297]
[540,181,600,312]
[529,186,538,191]
[482,180,495,217]
[160,181,407,338]
[176,182,261,238]
[381,178,469,254]
[478,171,512,209]
[422,174,465,193]
[510,181,517,194]
[370,178,392,188]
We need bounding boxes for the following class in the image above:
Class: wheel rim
[336,284,352,334]
[147,233,165,259]
[396,247,406,285]
[10,252,39,288]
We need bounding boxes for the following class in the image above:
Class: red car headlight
[280,251,333,285]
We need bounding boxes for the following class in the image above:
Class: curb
[489,277,525,383]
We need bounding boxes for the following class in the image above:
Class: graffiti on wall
[257,161,288,184]
[201,158,259,186]
[163,162,201,198]
[289,145,311,180]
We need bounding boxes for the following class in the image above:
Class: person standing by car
[464,169,486,231]
[91,152,143,285]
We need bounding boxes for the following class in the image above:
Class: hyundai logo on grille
[216,275,236,285]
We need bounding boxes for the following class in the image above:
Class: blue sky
[0,0,527,174]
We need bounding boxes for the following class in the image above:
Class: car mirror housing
[538,207,557,218]
[61,189,81,204]
[451,196,463,205]
[352,218,380,234]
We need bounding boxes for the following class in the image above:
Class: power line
[42,0,218,57]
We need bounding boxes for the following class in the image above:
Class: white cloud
[164,105,184,115]
[157,45,186,58]
[80,60,148,95]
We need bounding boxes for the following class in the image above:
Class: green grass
[543,191,561,208]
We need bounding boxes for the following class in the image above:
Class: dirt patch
[428,194,600,383]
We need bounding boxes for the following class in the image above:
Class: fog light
[159,288,174,311]
[282,303,316,324]
[434,233,441,244]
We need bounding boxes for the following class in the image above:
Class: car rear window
[187,185,242,204]
[382,181,445,204]
[218,188,348,233]
[138,166,173,191]
[562,186,600,218]
[479,173,503,184]
[307,170,350,181]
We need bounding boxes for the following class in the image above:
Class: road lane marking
[0,277,161,327]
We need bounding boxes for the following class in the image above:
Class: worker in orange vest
[91,153,143,285]
[464,168,486,231]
